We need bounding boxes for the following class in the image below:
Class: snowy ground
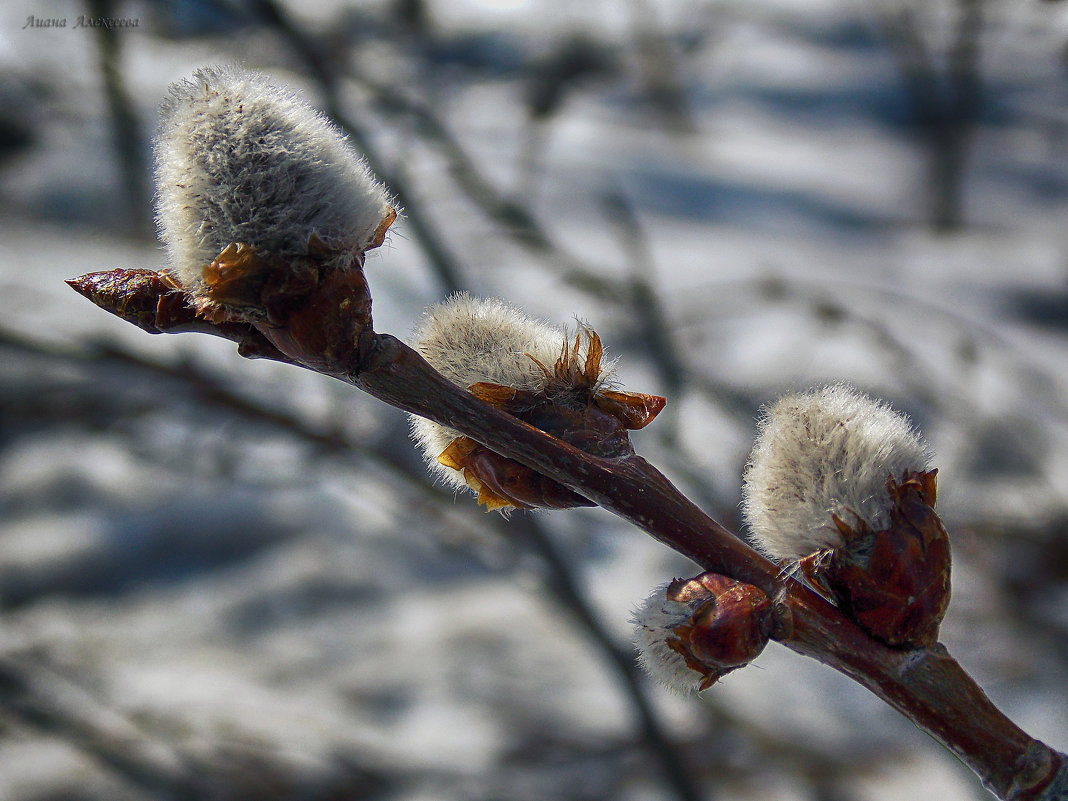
[0,1,1065,799]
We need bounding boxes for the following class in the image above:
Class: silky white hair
[741,384,930,560]
[630,583,707,695]
[154,65,392,287]
[407,293,613,492]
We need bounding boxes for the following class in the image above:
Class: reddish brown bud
[66,267,264,350]
[66,268,190,334]
[659,573,773,690]
[800,470,951,648]
[181,235,377,375]
[68,248,375,379]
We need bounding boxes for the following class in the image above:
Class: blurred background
[1,0,1066,799]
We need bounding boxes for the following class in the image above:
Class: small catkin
[741,384,930,561]
[154,65,392,288]
[631,584,707,695]
[408,293,611,492]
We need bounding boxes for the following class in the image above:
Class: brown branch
[68,274,1067,800]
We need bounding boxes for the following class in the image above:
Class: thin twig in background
[878,0,985,231]
[598,188,740,516]
[87,0,151,237]
[344,58,760,435]
[0,654,198,799]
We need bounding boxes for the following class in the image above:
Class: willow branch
[363,332,1065,801]
[67,274,1067,801]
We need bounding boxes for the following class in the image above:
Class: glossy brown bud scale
[437,400,629,510]
[253,267,373,377]
[665,573,773,689]
[801,470,951,648]
[65,268,188,334]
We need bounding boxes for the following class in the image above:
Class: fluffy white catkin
[154,65,392,286]
[741,384,930,560]
[631,584,706,695]
[408,293,610,491]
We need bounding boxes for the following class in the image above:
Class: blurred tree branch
[880,0,984,231]
[87,0,151,237]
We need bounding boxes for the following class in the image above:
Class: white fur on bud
[407,293,614,492]
[154,65,392,287]
[631,584,706,695]
[741,384,930,560]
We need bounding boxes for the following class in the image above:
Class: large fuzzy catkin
[154,65,392,287]
[741,384,930,560]
[408,293,613,493]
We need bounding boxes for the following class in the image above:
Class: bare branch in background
[879,0,985,231]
